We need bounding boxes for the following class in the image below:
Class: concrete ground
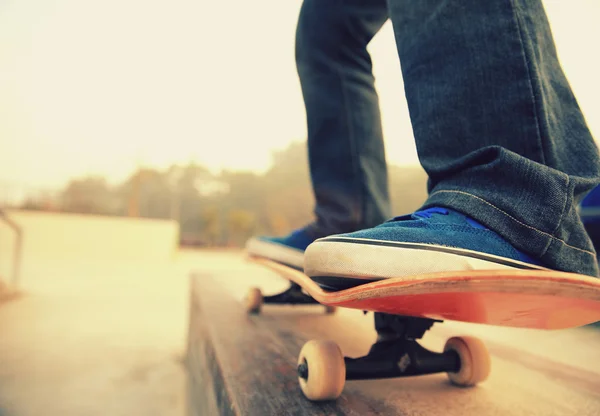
[1,249,600,415]
[0,249,222,416]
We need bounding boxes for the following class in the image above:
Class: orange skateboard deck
[250,257,600,330]
[247,256,600,401]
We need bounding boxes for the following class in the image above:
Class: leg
[384,0,600,276]
[304,0,600,287]
[246,0,391,269]
[297,0,391,238]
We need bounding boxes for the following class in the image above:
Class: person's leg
[390,0,600,275]
[246,0,391,269]
[297,0,391,239]
[304,0,600,286]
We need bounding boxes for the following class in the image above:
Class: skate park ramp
[0,209,189,416]
[2,209,600,415]
[187,259,600,415]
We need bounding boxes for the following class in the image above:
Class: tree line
[19,142,429,247]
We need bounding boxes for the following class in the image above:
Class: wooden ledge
[185,266,600,415]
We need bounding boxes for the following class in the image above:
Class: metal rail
[0,209,22,287]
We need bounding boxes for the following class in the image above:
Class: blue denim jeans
[296,0,600,276]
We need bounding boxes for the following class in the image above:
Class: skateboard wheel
[444,336,491,386]
[245,287,263,314]
[324,305,337,314]
[297,340,345,401]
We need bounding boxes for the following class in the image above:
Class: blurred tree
[20,198,48,211]
[200,205,221,246]
[227,209,256,246]
[61,176,117,215]
[268,211,290,236]
[388,165,428,215]
[20,141,430,247]
[118,167,172,219]
[175,162,211,235]
[260,141,314,234]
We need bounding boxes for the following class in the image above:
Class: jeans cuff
[422,188,599,277]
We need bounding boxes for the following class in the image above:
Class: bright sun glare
[0,0,598,192]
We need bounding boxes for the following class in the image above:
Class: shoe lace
[413,207,449,219]
[387,207,449,222]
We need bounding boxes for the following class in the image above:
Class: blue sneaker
[246,227,317,270]
[303,207,548,290]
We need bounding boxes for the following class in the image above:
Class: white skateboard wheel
[444,336,491,386]
[297,340,346,401]
[245,287,263,314]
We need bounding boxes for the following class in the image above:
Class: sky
[0,0,599,194]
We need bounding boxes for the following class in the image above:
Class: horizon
[1,0,598,195]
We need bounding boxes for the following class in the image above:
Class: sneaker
[246,227,317,270]
[304,207,547,290]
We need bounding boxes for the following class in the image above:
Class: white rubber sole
[304,237,547,281]
[246,237,305,270]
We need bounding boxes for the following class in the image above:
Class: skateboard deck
[250,256,600,330]
[247,256,600,401]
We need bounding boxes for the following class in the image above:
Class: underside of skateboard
[297,313,490,400]
[246,283,337,314]
[244,255,600,400]
[245,286,490,401]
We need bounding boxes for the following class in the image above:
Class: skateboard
[246,256,600,401]
[245,261,337,315]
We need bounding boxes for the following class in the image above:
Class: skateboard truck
[296,313,491,401]
[245,283,336,314]
[341,314,458,380]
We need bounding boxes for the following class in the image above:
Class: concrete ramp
[1,209,178,264]
[0,250,193,416]
[187,256,600,415]
[0,210,179,292]
[0,215,193,416]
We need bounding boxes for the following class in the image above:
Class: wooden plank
[186,272,399,415]
[186,262,600,416]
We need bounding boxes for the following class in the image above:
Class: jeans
[296,0,600,277]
